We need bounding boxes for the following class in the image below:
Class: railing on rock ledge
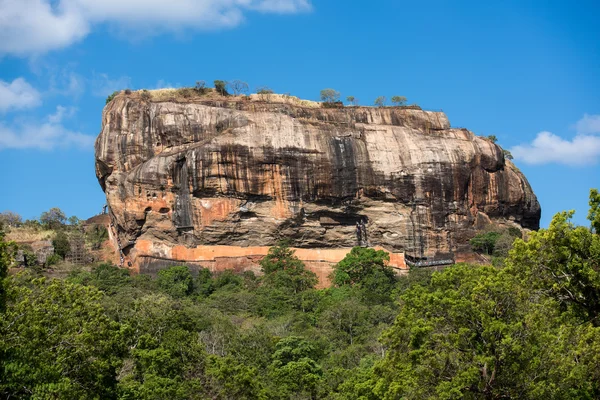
[405,258,455,268]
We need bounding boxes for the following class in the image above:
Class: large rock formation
[95,91,540,279]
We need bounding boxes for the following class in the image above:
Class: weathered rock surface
[95,92,540,275]
[15,240,54,266]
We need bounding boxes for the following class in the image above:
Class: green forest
[1,189,599,399]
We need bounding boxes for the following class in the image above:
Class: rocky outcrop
[95,92,540,277]
[15,240,54,266]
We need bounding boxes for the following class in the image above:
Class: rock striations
[95,91,540,283]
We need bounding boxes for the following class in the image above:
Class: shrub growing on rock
[105,91,119,104]
[214,80,229,96]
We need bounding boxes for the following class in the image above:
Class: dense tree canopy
[0,190,598,399]
[0,277,126,399]
[40,207,67,229]
[260,241,318,294]
[589,188,600,233]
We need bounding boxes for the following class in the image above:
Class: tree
[374,96,386,107]
[87,263,132,295]
[40,207,67,229]
[260,242,318,294]
[118,327,209,399]
[486,135,498,143]
[469,231,502,255]
[194,80,208,94]
[372,263,600,399]
[505,208,600,325]
[346,96,357,106]
[0,229,16,313]
[206,356,266,399]
[52,230,70,260]
[228,80,249,96]
[319,297,370,345]
[157,265,194,298]
[214,80,229,96]
[503,149,514,160]
[0,211,22,227]
[332,247,394,289]
[320,88,340,104]
[268,336,323,399]
[68,215,80,226]
[0,278,126,398]
[589,188,600,233]
[87,223,108,250]
[391,95,407,106]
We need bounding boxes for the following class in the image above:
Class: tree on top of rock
[214,80,229,96]
[391,96,407,106]
[320,88,340,104]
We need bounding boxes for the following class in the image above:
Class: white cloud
[0,78,42,112]
[510,131,600,166]
[0,0,89,56]
[48,105,77,123]
[0,120,95,150]
[0,0,312,56]
[91,73,132,97]
[154,80,177,89]
[0,106,92,150]
[49,69,86,98]
[247,0,312,13]
[574,113,600,135]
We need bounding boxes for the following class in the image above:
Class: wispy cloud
[574,113,600,135]
[0,106,94,150]
[0,0,313,56]
[91,73,132,97]
[0,78,42,112]
[48,105,77,124]
[50,69,86,98]
[511,114,600,166]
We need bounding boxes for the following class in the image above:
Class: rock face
[95,92,540,277]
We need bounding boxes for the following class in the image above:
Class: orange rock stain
[133,240,407,288]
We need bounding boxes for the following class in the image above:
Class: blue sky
[0,0,598,228]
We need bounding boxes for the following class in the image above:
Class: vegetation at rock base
[1,189,599,398]
[52,230,71,260]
